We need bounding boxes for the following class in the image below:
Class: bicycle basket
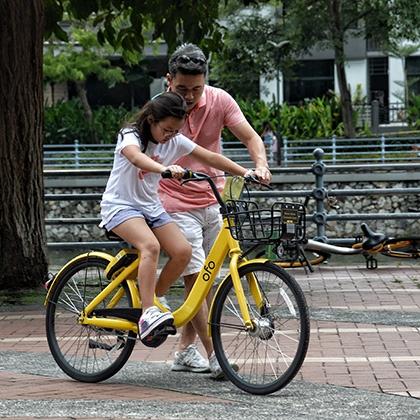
[225,200,306,243]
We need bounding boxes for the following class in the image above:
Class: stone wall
[44,180,420,243]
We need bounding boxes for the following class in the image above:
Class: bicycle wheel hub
[249,317,274,340]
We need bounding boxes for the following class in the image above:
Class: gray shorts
[104,208,173,231]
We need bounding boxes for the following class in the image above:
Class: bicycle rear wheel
[210,262,310,395]
[45,255,137,382]
[382,237,420,258]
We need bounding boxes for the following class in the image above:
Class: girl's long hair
[122,92,187,152]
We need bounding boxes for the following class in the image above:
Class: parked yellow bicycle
[44,171,309,395]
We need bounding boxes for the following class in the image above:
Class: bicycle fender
[207,258,270,337]
[44,251,113,305]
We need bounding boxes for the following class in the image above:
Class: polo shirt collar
[189,85,207,113]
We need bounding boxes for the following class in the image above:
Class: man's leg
[178,273,213,357]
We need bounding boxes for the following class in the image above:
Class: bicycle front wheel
[210,262,310,395]
[45,255,137,382]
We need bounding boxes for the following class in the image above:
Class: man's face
[167,73,205,112]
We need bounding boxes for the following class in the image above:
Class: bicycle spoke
[46,256,137,382]
[211,263,309,394]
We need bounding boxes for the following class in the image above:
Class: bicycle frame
[45,218,264,334]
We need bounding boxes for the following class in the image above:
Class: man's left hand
[255,166,272,184]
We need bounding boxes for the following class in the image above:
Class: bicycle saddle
[105,229,124,241]
[361,223,388,250]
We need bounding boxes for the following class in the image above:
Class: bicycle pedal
[140,321,177,348]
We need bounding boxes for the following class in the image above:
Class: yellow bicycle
[44,172,310,395]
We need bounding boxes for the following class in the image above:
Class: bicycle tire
[210,261,310,395]
[382,237,420,259]
[45,255,137,382]
[255,248,330,267]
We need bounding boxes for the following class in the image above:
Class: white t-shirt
[100,128,196,227]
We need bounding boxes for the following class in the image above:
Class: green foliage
[279,97,344,140]
[43,25,127,87]
[407,95,420,130]
[45,0,224,53]
[44,99,132,144]
[210,9,287,100]
[223,96,344,141]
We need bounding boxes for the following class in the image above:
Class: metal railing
[44,141,115,168]
[44,135,420,169]
[44,153,420,248]
[221,135,420,167]
[282,135,420,166]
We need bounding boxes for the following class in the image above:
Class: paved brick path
[1,263,419,418]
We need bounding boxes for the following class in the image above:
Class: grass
[0,287,46,310]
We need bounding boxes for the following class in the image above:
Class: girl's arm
[190,145,249,177]
[122,145,184,178]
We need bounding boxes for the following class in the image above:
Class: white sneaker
[209,353,239,380]
[139,306,174,340]
[171,344,210,373]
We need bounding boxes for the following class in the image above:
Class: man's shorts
[104,208,173,232]
[169,204,222,277]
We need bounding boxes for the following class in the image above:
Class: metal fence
[44,141,115,168]
[44,152,420,248]
[221,135,420,167]
[44,135,420,169]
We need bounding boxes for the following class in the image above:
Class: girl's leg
[153,222,192,297]
[112,217,160,309]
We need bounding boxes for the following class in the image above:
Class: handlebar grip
[161,169,194,179]
[161,169,173,179]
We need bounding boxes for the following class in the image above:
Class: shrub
[44,99,132,144]
[223,96,344,141]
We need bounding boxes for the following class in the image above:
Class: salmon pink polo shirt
[159,85,246,212]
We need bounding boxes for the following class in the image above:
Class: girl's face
[150,116,184,144]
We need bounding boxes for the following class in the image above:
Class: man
[158,43,272,379]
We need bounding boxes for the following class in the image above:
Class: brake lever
[244,174,272,189]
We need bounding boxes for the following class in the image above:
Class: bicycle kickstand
[365,255,378,270]
[298,245,314,274]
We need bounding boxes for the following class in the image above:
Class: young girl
[100,92,252,343]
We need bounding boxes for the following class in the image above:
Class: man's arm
[228,120,272,183]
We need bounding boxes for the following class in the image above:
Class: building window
[284,60,334,105]
[407,56,420,96]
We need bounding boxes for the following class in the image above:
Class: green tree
[210,9,285,100]
[44,25,127,142]
[283,0,420,137]
[0,0,246,290]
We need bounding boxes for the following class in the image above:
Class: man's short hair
[168,43,207,76]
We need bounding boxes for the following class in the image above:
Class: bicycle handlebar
[161,169,263,209]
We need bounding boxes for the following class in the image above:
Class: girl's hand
[164,165,185,179]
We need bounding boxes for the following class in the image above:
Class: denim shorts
[104,208,173,231]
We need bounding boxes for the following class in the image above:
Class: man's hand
[255,166,272,184]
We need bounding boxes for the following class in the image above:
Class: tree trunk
[328,0,355,138]
[335,59,355,138]
[0,0,48,290]
[75,81,98,143]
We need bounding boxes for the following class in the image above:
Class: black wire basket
[225,200,306,244]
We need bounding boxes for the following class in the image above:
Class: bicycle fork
[228,243,264,331]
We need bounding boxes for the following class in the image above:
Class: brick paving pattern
[1,263,419,412]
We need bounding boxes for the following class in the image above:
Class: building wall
[336,59,368,99]
[44,82,68,106]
